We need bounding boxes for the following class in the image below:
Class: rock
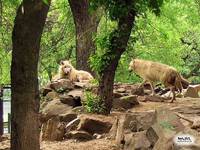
[191,117,200,130]
[184,86,199,98]
[78,115,113,134]
[138,95,167,102]
[136,111,156,131]
[131,84,144,96]
[59,112,77,123]
[74,82,88,88]
[108,117,119,140]
[50,79,74,92]
[65,131,93,141]
[67,89,83,99]
[113,95,139,110]
[124,131,151,150]
[93,133,103,139]
[40,99,73,122]
[113,92,124,98]
[115,88,126,93]
[134,131,151,150]
[115,115,126,147]
[59,95,75,106]
[40,117,65,141]
[40,83,52,96]
[72,106,85,113]
[45,91,59,101]
[146,107,185,149]
[65,118,80,133]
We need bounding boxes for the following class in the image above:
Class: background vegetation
[1,0,200,85]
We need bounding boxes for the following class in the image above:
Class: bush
[83,91,105,113]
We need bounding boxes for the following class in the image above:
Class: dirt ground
[41,139,118,150]
[1,97,200,150]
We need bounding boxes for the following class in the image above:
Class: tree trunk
[11,1,50,150]
[98,10,136,114]
[68,0,100,74]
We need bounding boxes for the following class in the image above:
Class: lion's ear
[60,60,64,65]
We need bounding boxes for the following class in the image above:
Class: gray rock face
[65,131,94,141]
[78,116,113,134]
[113,95,139,110]
[40,117,65,141]
[40,99,73,122]
[50,79,74,92]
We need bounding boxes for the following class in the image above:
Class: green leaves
[43,0,49,5]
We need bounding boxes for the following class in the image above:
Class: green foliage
[83,91,106,113]
[43,0,50,5]
[89,0,164,78]
[1,0,200,86]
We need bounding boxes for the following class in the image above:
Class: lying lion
[129,59,189,102]
[52,60,94,82]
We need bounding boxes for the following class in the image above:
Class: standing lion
[129,59,189,102]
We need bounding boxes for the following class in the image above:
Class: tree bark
[98,10,136,114]
[11,1,50,150]
[68,0,100,74]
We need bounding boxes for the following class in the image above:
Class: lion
[129,59,189,102]
[52,60,94,82]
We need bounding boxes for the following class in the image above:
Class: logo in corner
[173,134,195,146]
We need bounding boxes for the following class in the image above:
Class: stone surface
[40,117,65,141]
[184,86,199,98]
[67,89,83,99]
[131,84,144,96]
[59,112,77,123]
[78,115,113,134]
[113,95,139,110]
[45,91,59,101]
[40,99,73,122]
[65,118,80,133]
[65,131,93,141]
[59,95,75,106]
[115,88,126,93]
[50,79,74,92]
[40,83,52,96]
[138,95,167,102]
[146,107,185,150]
[124,131,151,150]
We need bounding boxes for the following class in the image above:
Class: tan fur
[129,59,189,102]
[52,60,94,82]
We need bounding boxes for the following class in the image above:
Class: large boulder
[183,86,199,98]
[40,83,52,96]
[124,131,152,150]
[65,130,94,141]
[146,108,185,150]
[59,95,76,106]
[45,91,59,101]
[50,79,74,92]
[78,115,113,135]
[67,89,83,98]
[130,84,144,96]
[40,99,73,122]
[40,117,65,141]
[113,95,139,110]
